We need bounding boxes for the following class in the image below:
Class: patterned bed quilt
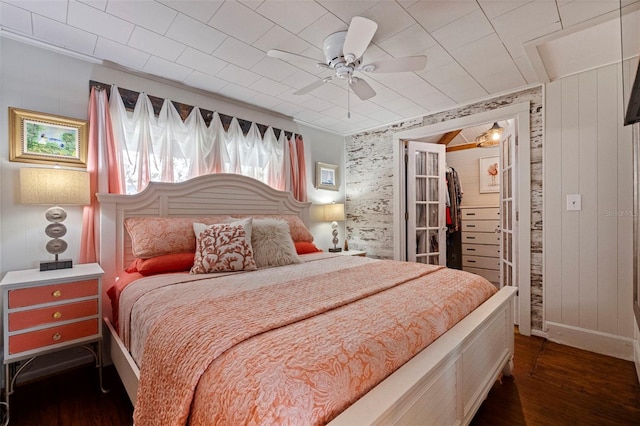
[117,255,497,425]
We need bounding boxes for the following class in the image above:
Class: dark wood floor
[4,332,640,425]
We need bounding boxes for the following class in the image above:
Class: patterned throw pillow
[190,219,256,273]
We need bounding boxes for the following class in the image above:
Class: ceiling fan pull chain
[347,80,351,119]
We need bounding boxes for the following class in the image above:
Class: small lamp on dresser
[19,167,90,271]
[323,202,345,253]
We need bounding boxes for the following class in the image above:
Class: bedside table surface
[0,263,103,287]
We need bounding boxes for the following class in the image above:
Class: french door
[500,126,519,322]
[406,141,446,265]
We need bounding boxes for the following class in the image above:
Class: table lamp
[324,202,345,253]
[20,167,90,271]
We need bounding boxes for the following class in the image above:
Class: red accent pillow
[131,252,195,276]
[294,241,322,255]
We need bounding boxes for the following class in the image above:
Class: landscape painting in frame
[9,107,88,167]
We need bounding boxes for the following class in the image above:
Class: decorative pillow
[294,241,322,255]
[252,218,302,268]
[232,214,313,242]
[134,252,195,276]
[190,218,256,273]
[124,215,231,258]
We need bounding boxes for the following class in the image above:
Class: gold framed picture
[9,107,88,168]
[316,161,338,191]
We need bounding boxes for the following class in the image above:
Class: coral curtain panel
[80,87,123,263]
[107,85,306,200]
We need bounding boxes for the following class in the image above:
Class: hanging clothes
[446,167,463,232]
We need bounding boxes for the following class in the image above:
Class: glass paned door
[407,141,446,265]
[500,127,518,323]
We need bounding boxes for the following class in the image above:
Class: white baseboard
[545,322,634,361]
[634,338,640,384]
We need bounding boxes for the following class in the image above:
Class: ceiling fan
[267,17,427,112]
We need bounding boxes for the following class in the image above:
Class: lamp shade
[323,203,345,222]
[20,168,90,205]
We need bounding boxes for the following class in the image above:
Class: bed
[96,173,517,425]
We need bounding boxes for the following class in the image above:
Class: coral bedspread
[117,255,497,425]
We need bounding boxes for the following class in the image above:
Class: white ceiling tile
[94,37,149,70]
[432,8,494,51]
[249,77,290,96]
[176,48,227,75]
[477,0,532,19]
[248,93,283,109]
[359,43,392,63]
[159,1,223,23]
[377,24,437,57]
[300,96,334,112]
[500,20,561,59]
[212,37,265,69]
[283,70,324,90]
[106,0,177,34]
[277,88,315,104]
[453,34,526,93]
[513,55,539,84]
[368,108,402,122]
[68,1,134,44]
[394,105,429,118]
[78,1,107,11]
[369,71,426,92]
[271,102,305,116]
[559,0,621,28]
[252,25,311,54]
[143,56,193,82]
[407,0,478,32]
[413,91,456,112]
[361,1,415,42]
[491,2,559,40]
[380,96,421,112]
[307,81,346,102]
[1,2,32,34]
[293,109,328,122]
[421,61,488,103]
[250,56,299,82]
[238,1,264,11]
[419,44,455,72]
[317,0,379,23]
[257,0,327,34]
[128,26,186,61]
[322,105,350,119]
[183,70,228,93]
[166,13,226,54]
[4,0,66,23]
[297,12,347,48]
[216,82,259,102]
[216,63,262,86]
[208,1,273,44]
[33,14,97,54]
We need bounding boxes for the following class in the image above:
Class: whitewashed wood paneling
[544,62,634,340]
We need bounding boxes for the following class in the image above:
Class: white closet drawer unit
[460,206,501,287]
[461,232,500,245]
[462,244,500,258]
[463,267,500,284]
[462,255,500,270]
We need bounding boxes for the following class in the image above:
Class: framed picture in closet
[479,156,499,193]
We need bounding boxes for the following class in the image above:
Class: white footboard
[329,285,517,425]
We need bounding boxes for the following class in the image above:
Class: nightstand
[338,250,367,257]
[0,263,107,421]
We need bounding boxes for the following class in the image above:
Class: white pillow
[252,218,302,268]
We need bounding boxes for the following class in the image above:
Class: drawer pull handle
[468,260,476,263]
[467,236,476,240]
[466,213,476,216]
[52,290,62,298]
[467,248,476,251]
[52,311,62,319]
[52,333,61,341]
[467,225,476,228]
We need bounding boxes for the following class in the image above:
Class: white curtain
[108,85,296,196]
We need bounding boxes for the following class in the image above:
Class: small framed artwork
[479,156,500,193]
[9,107,88,168]
[316,162,339,191]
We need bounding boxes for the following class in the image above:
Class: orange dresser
[1,263,104,362]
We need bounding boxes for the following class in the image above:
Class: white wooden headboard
[96,173,311,312]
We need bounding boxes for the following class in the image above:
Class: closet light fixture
[476,122,503,148]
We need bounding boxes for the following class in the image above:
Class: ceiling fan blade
[293,77,332,95]
[267,49,325,68]
[343,16,377,64]
[360,55,428,73]
[349,77,376,101]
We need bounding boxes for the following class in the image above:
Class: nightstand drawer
[8,299,98,332]
[462,232,500,245]
[9,318,98,355]
[8,279,98,308]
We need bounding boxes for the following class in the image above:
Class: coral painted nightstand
[0,263,107,421]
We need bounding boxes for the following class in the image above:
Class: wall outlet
[567,194,582,211]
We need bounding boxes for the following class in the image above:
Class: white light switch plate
[567,194,582,211]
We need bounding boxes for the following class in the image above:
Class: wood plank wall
[544,62,635,344]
